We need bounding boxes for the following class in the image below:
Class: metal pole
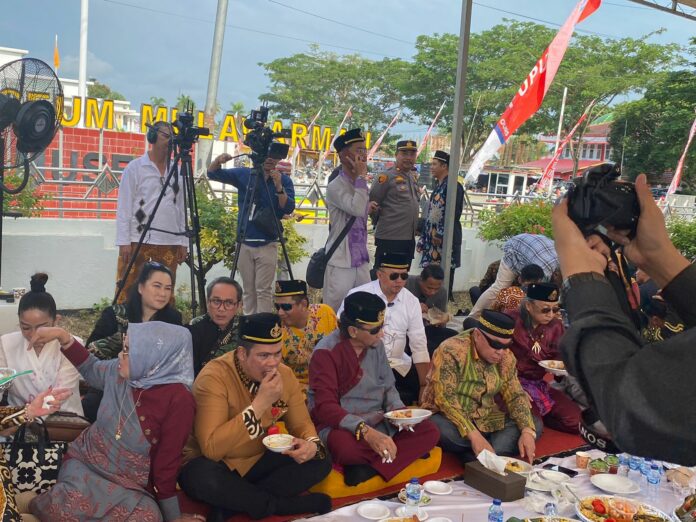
[198,0,229,174]
[548,86,567,196]
[619,118,628,173]
[442,0,473,296]
[78,0,89,128]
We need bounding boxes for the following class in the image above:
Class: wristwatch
[276,187,284,195]
[355,421,369,441]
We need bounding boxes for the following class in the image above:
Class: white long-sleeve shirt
[0,331,84,415]
[338,280,429,377]
[116,153,187,246]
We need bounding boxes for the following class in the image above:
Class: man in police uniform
[369,140,421,276]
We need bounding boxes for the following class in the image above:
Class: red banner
[668,111,696,195]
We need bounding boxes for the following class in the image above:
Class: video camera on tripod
[243,102,291,166]
[171,108,210,148]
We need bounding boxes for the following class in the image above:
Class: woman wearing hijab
[24,322,202,522]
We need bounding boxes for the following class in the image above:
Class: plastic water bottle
[641,458,653,487]
[404,478,422,516]
[618,454,630,476]
[488,499,504,522]
[628,455,642,480]
[647,464,661,499]
[544,502,558,516]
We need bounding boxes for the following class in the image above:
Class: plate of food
[505,457,533,476]
[262,433,294,453]
[385,408,432,427]
[395,506,429,520]
[576,495,673,522]
[397,489,431,506]
[357,502,391,520]
[590,474,640,495]
[538,360,568,376]
[425,307,450,325]
[526,470,572,492]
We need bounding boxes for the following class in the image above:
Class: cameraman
[208,154,295,314]
[553,174,696,465]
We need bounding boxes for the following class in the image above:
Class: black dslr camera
[243,102,291,167]
[567,163,640,238]
[172,104,210,149]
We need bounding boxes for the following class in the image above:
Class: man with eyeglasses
[308,292,439,486]
[274,280,337,393]
[421,310,542,463]
[180,313,332,521]
[187,277,243,376]
[339,251,429,406]
[508,282,581,434]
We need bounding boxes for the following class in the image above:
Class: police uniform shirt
[369,167,420,241]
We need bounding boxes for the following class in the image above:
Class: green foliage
[477,200,553,243]
[608,69,696,186]
[259,45,408,131]
[149,96,167,107]
[2,173,47,216]
[176,93,196,112]
[667,218,696,260]
[87,79,126,101]
[90,297,111,314]
[279,218,308,269]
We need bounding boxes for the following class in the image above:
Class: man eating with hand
[179,313,331,521]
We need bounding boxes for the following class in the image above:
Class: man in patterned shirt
[470,233,558,318]
[421,310,542,462]
[180,313,331,521]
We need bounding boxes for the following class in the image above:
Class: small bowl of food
[0,368,17,394]
[589,459,610,476]
[262,433,294,453]
[385,408,432,427]
[604,454,620,474]
[538,360,568,376]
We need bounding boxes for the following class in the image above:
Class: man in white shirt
[115,121,188,302]
[338,251,430,406]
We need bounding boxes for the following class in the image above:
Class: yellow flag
[53,35,60,71]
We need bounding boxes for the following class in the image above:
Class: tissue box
[464,461,526,501]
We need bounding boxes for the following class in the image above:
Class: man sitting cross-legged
[422,309,542,463]
[179,313,332,521]
[308,291,439,486]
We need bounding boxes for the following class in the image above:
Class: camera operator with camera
[207,153,295,315]
[553,170,696,465]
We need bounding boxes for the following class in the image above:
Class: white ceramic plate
[357,502,391,520]
[575,495,673,522]
[538,359,568,376]
[262,434,294,453]
[395,506,429,521]
[429,518,453,522]
[504,457,533,476]
[424,480,453,495]
[385,408,432,427]
[590,474,640,495]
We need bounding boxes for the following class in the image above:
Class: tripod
[113,136,207,316]
[229,162,294,283]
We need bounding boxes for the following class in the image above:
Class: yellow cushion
[310,447,442,498]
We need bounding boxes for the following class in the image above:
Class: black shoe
[343,464,379,486]
[207,507,231,522]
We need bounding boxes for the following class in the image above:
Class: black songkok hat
[433,150,450,166]
[526,282,559,302]
[377,251,411,270]
[334,128,365,153]
[476,310,515,340]
[274,279,307,297]
[240,313,282,344]
[396,140,418,151]
[343,291,386,327]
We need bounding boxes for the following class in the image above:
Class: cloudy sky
[1,0,693,135]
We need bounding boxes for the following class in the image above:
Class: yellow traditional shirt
[281,304,337,389]
[421,331,534,437]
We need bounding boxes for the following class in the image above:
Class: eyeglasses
[388,272,409,281]
[481,332,511,350]
[540,306,561,314]
[357,324,383,335]
[209,298,238,310]
[274,303,294,312]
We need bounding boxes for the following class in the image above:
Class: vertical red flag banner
[536,99,596,190]
[53,35,60,71]
[667,111,696,195]
[367,110,401,161]
[417,101,446,157]
[465,0,601,183]
[316,106,352,171]
[291,108,322,167]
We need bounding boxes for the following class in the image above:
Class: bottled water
[628,455,642,480]
[404,478,422,516]
[618,454,630,476]
[641,458,653,487]
[544,502,558,516]
[488,499,504,522]
[647,464,661,499]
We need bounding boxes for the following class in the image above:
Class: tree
[229,101,246,115]
[608,40,696,186]
[259,45,408,131]
[149,96,167,107]
[176,94,196,112]
[2,174,47,216]
[87,79,126,100]
[400,22,680,161]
